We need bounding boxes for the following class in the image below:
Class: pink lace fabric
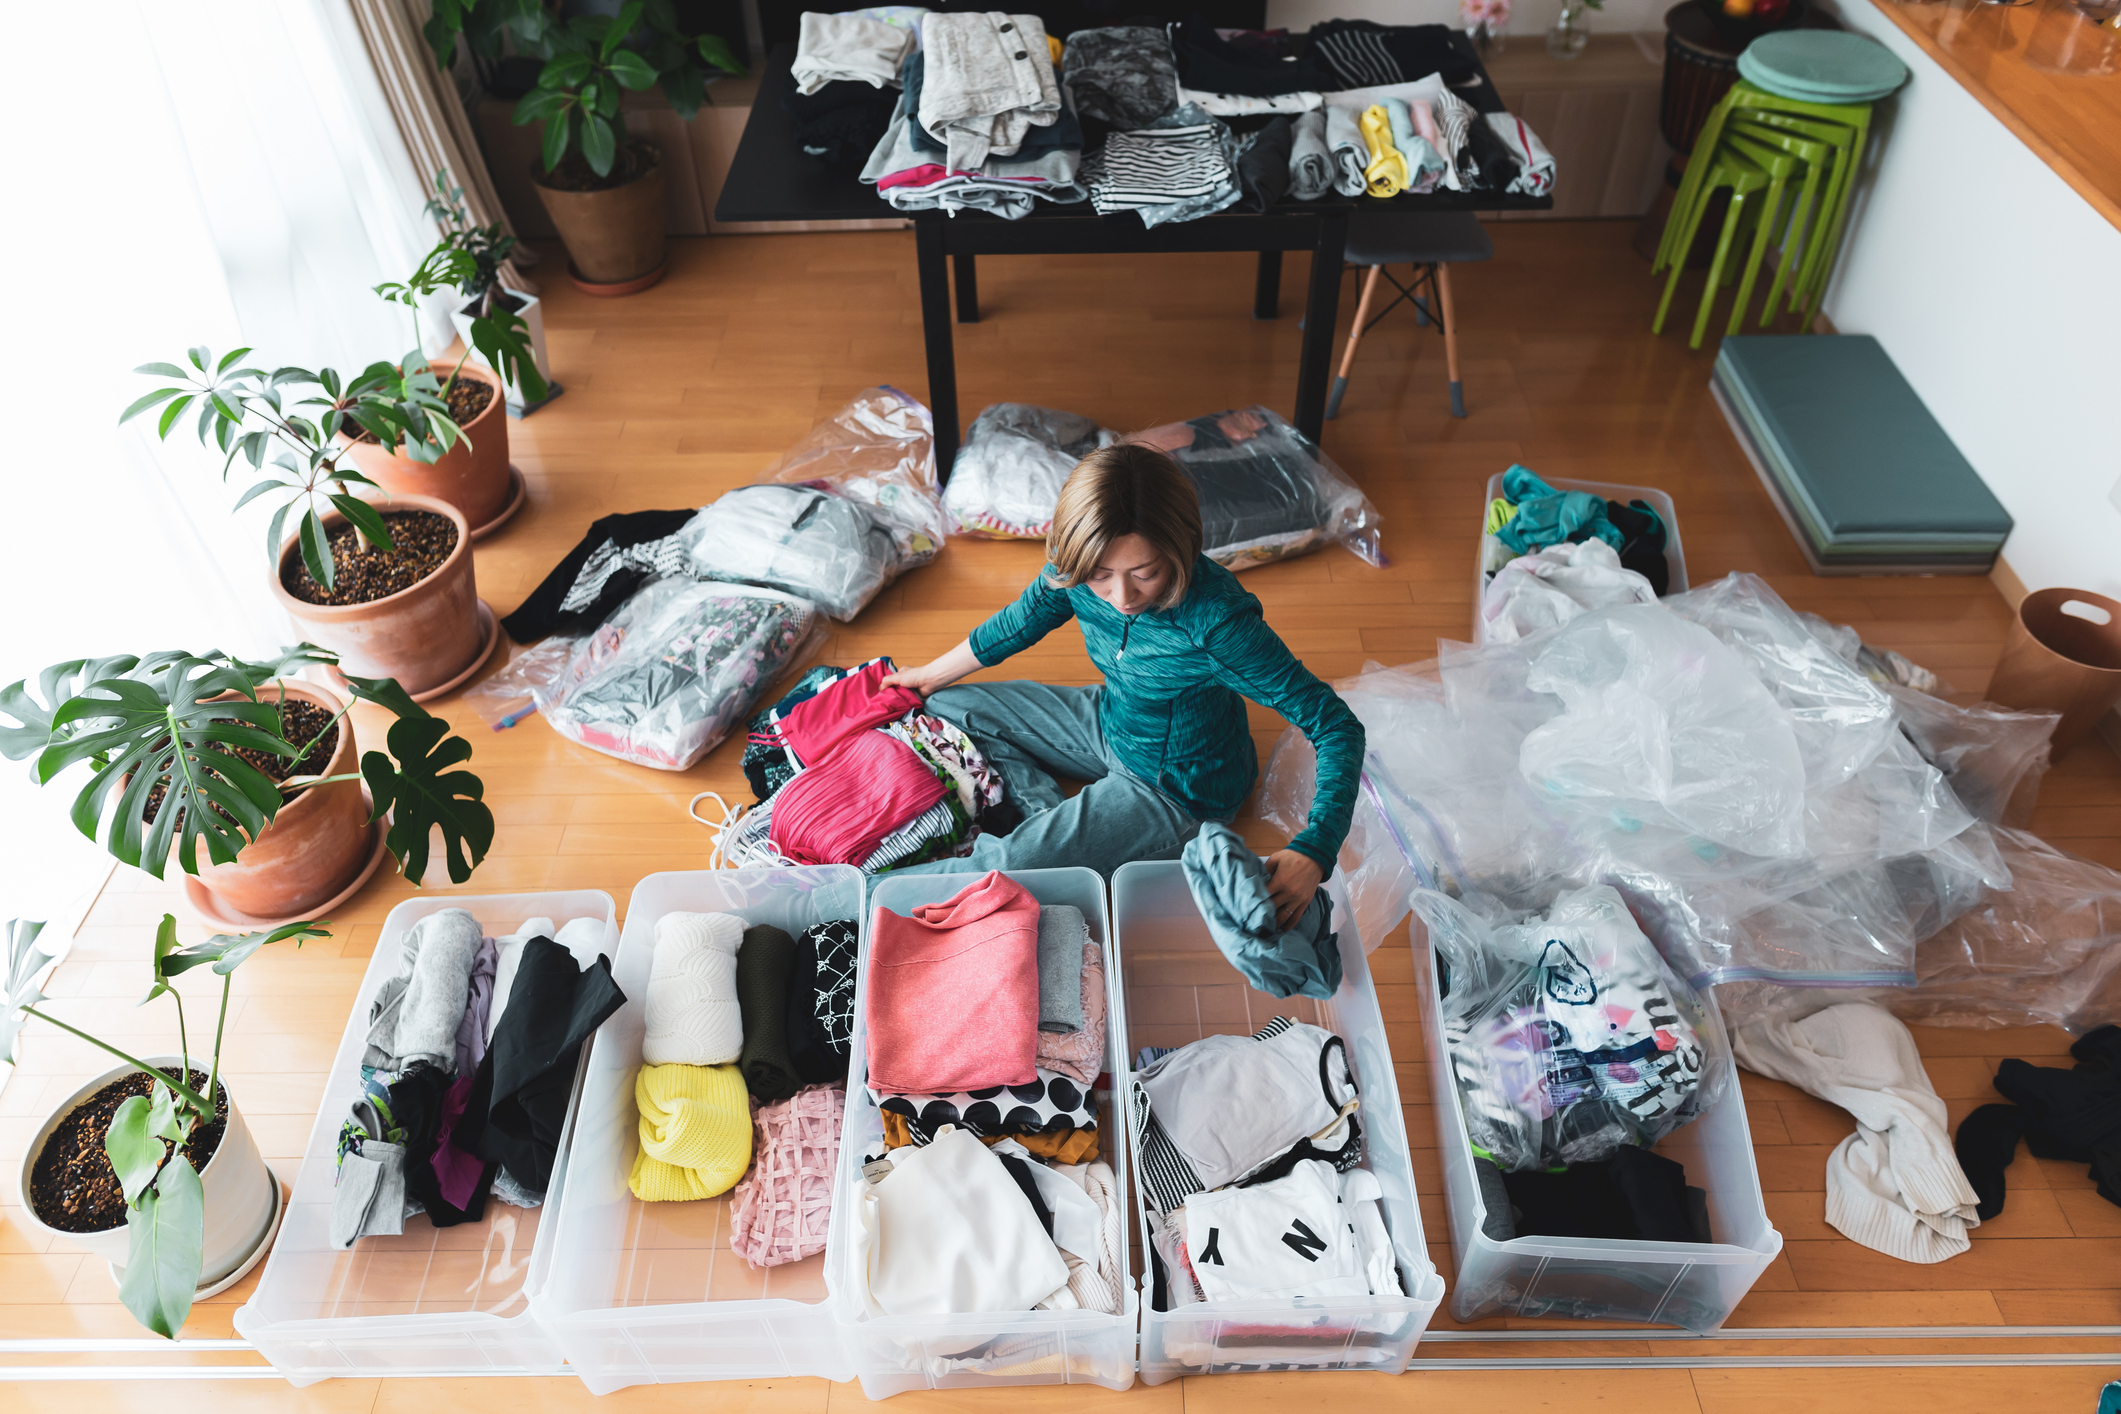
[730,1083,845,1268]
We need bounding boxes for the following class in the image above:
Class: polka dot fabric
[869,1067,1097,1146]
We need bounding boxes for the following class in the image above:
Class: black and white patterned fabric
[807,919,858,1058]
[1131,1016,1364,1216]
[559,531,695,619]
[870,1067,1097,1144]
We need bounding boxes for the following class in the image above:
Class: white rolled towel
[642,911,746,1065]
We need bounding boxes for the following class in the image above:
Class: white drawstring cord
[688,791,794,870]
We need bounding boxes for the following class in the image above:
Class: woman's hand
[880,640,983,700]
[1263,849,1325,929]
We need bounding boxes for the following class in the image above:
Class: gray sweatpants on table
[888,681,1208,879]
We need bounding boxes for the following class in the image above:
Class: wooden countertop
[1868,0,2121,229]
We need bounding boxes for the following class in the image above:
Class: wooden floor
[5,221,2119,1410]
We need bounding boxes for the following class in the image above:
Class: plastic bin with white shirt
[1113,860,1445,1382]
[827,866,1138,1401]
[1411,910,1783,1330]
[233,890,616,1384]
[1474,471,1688,644]
[536,867,863,1394]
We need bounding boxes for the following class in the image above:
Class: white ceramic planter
[17,1055,279,1287]
[451,291,551,408]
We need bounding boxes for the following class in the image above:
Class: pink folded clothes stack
[769,727,948,867]
[775,657,925,767]
[866,870,1041,1094]
[730,1084,844,1269]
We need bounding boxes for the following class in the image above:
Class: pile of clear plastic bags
[686,387,948,620]
[942,402,1116,539]
[470,582,821,771]
[1415,884,1730,1170]
[1260,573,2068,1000]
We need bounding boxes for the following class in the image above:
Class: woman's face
[1087,533,1170,615]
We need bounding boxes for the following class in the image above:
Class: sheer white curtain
[0,0,455,926]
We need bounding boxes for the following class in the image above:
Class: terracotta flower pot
[340,364,512,529]
[270,493,483,698]
[187,680,373,922]
[20,1057,278,1290]
[532,141,667,288]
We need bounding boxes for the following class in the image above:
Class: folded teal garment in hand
[1181,822,1342,1001]
[1497,463,1624,555]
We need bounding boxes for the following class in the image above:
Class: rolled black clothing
[1955,1102,2025,1220]
[1989,1024,2121,1210]
[457,936,627,1193]
[1173,15,1332,97]
[1303,19,1477,90]
[1232,115,1294,213]
[388,1064,495,1228]
[1501,1146,1710,1243]
[782,71,898,165]
[1605,499,1671,595]
[1458,115,1521,194]
[501,508,698,643]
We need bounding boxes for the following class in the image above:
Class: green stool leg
[1654,167,1726,334]
[1692,185,1752,350]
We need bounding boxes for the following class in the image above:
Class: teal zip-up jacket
[968,555,1364,875]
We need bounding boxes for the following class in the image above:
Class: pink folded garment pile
[730,1083,845,1268]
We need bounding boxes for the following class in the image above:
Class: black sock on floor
[1955,1103,2025,1221]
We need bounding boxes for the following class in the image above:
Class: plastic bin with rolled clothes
[465,580,824,771]
[943,403,1118,540]
[1255,572,2061,993]
[681,387,950,622]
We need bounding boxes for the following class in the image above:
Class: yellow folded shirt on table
[630,1060,753,1202]
[1360,104,1408,198]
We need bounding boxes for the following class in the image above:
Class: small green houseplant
[7,914,327,1336]
[0,646,494,888]
[416,171,555,409]
[427,0,745,286]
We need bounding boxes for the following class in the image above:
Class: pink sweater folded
[866,871,1040,1095]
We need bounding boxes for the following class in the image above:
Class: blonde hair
[1046,444,1203,609]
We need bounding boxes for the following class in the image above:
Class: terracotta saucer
[568,258,667,298]
[326,599,500,706]
[469,465,528,542]
[182,806,391,932]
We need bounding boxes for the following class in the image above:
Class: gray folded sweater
[1038,905,1088,1034]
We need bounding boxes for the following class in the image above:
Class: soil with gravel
[29,1067,228,1233]
[535,140,657,192]
[282,508,457,607]
[141,696,339,824]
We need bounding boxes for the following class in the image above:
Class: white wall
[1817,0,2121,600]
[1265,0,1669,41]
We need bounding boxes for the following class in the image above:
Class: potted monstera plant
[344,191,552,533]
[7,914,326,1337]
[427,0,745,293]
[124,347,498,696]
[0,645,495,923]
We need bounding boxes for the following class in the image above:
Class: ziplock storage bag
[943,403,1116,539]
[1147,407,1385,570]
[1412,884,1730,1173]
[683,484,904,622]
[530,580,821,770]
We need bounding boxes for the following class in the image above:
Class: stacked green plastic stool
[1652,31,1908,349]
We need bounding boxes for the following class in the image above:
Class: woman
[883,442,1364,927]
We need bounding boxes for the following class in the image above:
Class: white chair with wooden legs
[1325,211,1493,420]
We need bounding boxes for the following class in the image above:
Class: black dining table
[715,36,1552,472]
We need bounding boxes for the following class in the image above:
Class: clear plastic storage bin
[1474,472,1689,644]
[828,867,1138,1401]
[537,867,864,1394]
[1410,913,1783,1330]
[1114,861,1445,1381]
[234,890,617,1384]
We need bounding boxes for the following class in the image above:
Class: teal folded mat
[1739,31,1908,100]
[1714,337,2008,558]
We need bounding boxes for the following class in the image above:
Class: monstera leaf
[1,919,56,1066]
[0,654,186,762]
[34,657,294,878]
[363,715,493,886]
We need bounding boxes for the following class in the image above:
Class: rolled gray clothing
[1289,108,1332,201]
[331,1141,406,1248]
[1324,104,1368,197]
[1037,905,1088,1034]
[391,907,483,1075]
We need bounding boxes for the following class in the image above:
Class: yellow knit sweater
[629,1061,753,1202]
